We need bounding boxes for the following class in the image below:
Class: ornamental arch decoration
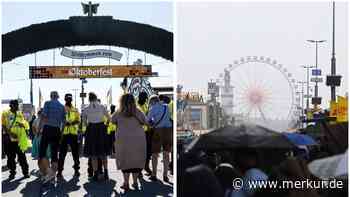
[2,16,173,63]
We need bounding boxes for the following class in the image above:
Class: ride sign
[29,65,154,79]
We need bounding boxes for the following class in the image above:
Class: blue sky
[1,1,173,110]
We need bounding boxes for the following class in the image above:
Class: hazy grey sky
[177,1,348,113]
[2,2,173,109]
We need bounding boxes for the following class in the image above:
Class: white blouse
[82,101,109,123]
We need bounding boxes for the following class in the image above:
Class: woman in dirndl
[82,92,111,181]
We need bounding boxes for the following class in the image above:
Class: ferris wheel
[218,56,299,129]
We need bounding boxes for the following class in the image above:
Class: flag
[337,96,348,122]
[38,88,43,109]
[107,86,112,106]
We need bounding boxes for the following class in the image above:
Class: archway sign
[29,65,156,79]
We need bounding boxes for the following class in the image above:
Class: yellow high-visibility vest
[107,122,117,135]
[137,102,149,132]
[1,110,30,152]
[63,106,80,135]
[103,115,117,135]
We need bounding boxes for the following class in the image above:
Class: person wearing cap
[57,93,81,179]
[2,100,30,180]
[137,91,153,175]
[38,91,66,183]
[147,95,173,183]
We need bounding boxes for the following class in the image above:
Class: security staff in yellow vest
[57,94,81,178]
[137,91,152,175]
[1,100,30,180]
[106,105,117,155]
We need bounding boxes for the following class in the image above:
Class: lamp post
[307,39,326,108]
[327,1,342,102]
[331,2,336,101]
[301,65,315,112]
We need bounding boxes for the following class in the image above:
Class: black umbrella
[189,124,295,151]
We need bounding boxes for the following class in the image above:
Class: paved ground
[2,153,173,197]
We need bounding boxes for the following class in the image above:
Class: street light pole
[31,53,37,105]
[301,65,315,112]
[307,39,326,109]
[331,1,337,101]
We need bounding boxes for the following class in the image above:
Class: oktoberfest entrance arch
[2,14,173,102]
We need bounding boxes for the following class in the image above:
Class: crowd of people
[2,90,173,192]
[178,145,348,197]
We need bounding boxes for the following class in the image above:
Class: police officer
[57,94,81,178]
[1,100,30,180]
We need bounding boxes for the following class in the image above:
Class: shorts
[152,127,173,153]
[39,125,61,163]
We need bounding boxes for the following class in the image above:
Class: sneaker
[9,173,15,180]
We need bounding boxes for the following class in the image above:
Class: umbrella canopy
[308,150,348,180]
[188,124,295,151]
[283,133,318,146]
